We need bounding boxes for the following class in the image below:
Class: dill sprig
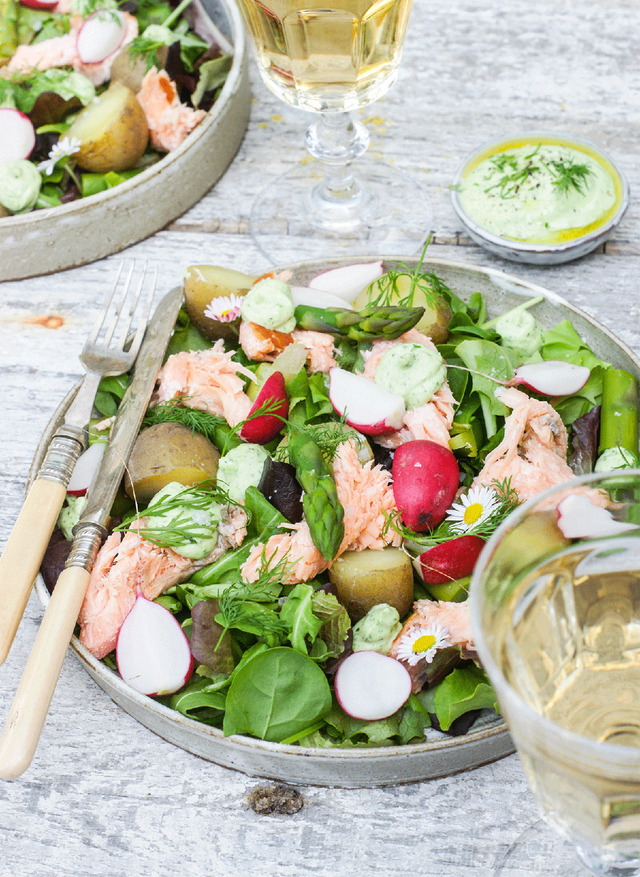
[363,237,451,313]
[142,398,231,445]
[548,157,592,194]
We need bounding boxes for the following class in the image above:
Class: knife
[0,286,183,781]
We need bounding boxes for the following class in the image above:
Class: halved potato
[66,82,148,173]
[329,547,414,621]
[124,422,220,505]
[184,265,258,341]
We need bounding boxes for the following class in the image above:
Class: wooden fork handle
[0,478,69,666]
[0,430,83,666]
[0,565,90,780]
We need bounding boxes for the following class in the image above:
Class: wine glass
[234,0,433,263]
[470,471,640,877]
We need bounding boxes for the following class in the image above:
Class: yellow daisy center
[463,502,484,525]
[412,634,437,654]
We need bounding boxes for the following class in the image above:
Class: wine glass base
[249,160,433,266]
[494,819,640,877]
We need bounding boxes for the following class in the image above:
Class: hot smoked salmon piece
[78,505,247,659]
[137,67,206,151]
[154,341,254,427]
[239,321,337,373]
[240,440,401,585]
[472,387,575,501]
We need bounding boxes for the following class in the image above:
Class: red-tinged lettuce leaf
[190,599,235,673]
[569,405,601,475]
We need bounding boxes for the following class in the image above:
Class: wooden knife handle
[0,478,68,666]
[0,565,90,781]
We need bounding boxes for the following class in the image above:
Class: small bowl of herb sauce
[451,132,629,265]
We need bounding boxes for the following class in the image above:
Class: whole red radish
[240,371,289,444]
[392,440,459,532]
[418,535,485,585]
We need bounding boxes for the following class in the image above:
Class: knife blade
[0,285,183,781]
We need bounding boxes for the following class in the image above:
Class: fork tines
[88,261,157,359]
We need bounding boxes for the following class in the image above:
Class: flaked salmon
[241,439,401,584]
[359,328,455,449]
[472,386,575,501]
[154,341,254,427]
[239,321,337,373]
[79,504,247,659]
[137,67,206,152]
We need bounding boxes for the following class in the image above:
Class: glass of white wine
[470,471,640,877]
[234,0,432,262]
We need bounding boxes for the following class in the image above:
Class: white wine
[498,541,640,747]
[235,0,414,112]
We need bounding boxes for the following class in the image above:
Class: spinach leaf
[430,665,497,731]
[169,675,229,725]
[222,647,332,742]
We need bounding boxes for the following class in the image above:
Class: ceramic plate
[0,0,250,282]
[31,257,640,788]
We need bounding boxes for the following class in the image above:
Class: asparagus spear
[294,303,425,342]
[0,0,18,66]
[596,368,640,468]
[287,432,344,561]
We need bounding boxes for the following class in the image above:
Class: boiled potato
[124,422,220,504]
[329,547,414,621]
[184,265,257,341]
[353,271,453,344]
[66,82,148,173]
[110,45,168,93]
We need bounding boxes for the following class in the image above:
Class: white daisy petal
[394,623,451,666]
[204,294,244,322]
[445,484,500,533]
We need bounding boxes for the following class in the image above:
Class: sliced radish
[116,593,195,696]
[334,650,412,720]
[76,10,127,65]
[308,262,384,303]
[240,370,289,444]
[507,361,590,397]
[556,494,638,539]
[0,109,36,163]
[329,367,405,435]
[418,534,485,585]
[290,286,355,311]
[67,441,105,496]
[19,0,58,8]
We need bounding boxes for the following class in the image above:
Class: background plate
[0,0,250,282]
[31,257,640,788]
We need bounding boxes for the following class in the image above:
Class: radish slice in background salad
[0,109,36,162]
[335,651,412,720]
[556,494,638,539]
[308,261,384,303]
[116,593,195,696]
[76,10,127,65]
[290,286,355,311]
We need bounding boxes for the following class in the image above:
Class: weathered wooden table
[1,0,638,874]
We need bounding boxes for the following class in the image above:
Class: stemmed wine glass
[470,471,640,877]
[234,0,433,263]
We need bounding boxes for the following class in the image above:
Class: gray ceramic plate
[31,258,640,788]
[0,0,250,282]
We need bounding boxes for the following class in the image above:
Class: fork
[0,262,156,666]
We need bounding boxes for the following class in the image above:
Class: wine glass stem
[304,112,370,210]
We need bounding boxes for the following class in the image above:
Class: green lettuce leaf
[431,665,498,731]
[280,584,323,654]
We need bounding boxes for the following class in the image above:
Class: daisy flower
[445,484,500,534]
[394,623,451,666]
[204,294,243,323]
[37,136,82,176]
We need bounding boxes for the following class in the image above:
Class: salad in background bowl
[34,253,640,786]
